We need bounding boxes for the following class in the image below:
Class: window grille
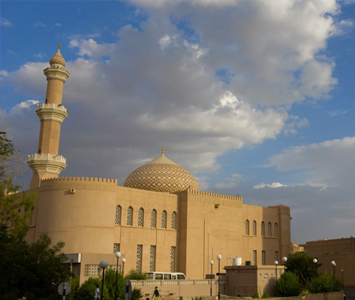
[162,210,167,229]
[253,250,257,265]
[150,245,156,271]
[274,223,278,237]
[115,205,121,225]
[127,206,133,226]
[171,211,177,229]
[113,243,120,252]
[245,220,249,235]
[170,246,176,272]
[84,264,99,276]
[253,221,256,236]
[138,208,144,227]
[261,222,265,237]
[275,251,279,261]
[262,251,266,265]
[268,222,271,237]
[151,209,157,228]
[136,245,142,271]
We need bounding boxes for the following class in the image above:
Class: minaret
[28,44,70,188]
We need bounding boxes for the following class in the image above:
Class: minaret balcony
[36,103,68,123]
[43,67,70,82]
[27,153,67,175]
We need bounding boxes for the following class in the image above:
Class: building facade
[25,45,291,283]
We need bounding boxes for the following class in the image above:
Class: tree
[0,178,37,238]
[0,131,25,181]
[125,269,147,280]
[0,224,72,300]
[285,252,322,285]
[306,273,343,294]
[277,271,300,297]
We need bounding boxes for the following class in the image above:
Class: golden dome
[124,148,199,193]
[49,43,66,68]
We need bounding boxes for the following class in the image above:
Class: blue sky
[1,0,355,244]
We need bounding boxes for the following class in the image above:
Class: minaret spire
[27,44,70,188]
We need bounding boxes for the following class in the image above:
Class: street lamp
[331,261,336,278]
[114,252,121,300]
[210,260,214,296]
[275,260,279,296]
[100,260,109,300]
[313,259,318,294]
[217,254,222,300]
[122,257,126,276]
[282,257,287,272]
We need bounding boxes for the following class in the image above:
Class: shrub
[125,269,147,280]
[306,273,342,294]
[252,291,260,298]
[277,271,300,297]
[300,289,310,296]
[262,292,270,298]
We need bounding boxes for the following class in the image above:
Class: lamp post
[114,252,121,300]
[122,257,126,276]
[100,260,109,300]
[275,260,279,296]
[313,259,318,294]
[210,260,214,296]
[217,254,222,300]
[331,261,336,278]
[282,257,287,273]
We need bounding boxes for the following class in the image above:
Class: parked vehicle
[145,272,186,280]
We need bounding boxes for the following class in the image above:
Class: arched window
[261,222,265,237]
[171,211,177,229]
[245,220,249,235]
[253,220,256,236]
[115,205,121,225]
[268,222,272,237]
[127,206,133,226]
[138,208,144,227]
[162,210,167,229]
[274,223,278,238]
[151,209,157,228]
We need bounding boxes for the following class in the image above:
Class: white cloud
[215,173,245,188]
[55,23,62,27]
[254,182,287,189]
[32,22,46,28]
[0,17,13,26]
[268,136,355,186]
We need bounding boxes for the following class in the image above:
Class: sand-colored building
[302,237,355,294]
[25,45,291,284]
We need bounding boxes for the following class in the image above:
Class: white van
[145,272,186,280]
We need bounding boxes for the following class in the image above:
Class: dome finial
[162,147,165,155]
[49,43,66,68]
[58,43,61,49]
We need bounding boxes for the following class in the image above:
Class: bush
[125,269,147,280]
[306,273,343,294]
[252,291,260,298]
[277,271,300,297]
[300,289,310,296]
[261,292,270,298]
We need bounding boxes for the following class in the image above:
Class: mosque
[25,45,291,283]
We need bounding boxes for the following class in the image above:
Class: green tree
[306,273,343,293]
[0,224,72,300]
[0,131,25,181]
[125,269,147,280]
[285,252,321,285]
[0,178,37,238]
[277,271,300,297]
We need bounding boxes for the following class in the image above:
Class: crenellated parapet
[36,103,68,124]
[40,176,118,192]
[41,176,118,184]
[178,189,243,207]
